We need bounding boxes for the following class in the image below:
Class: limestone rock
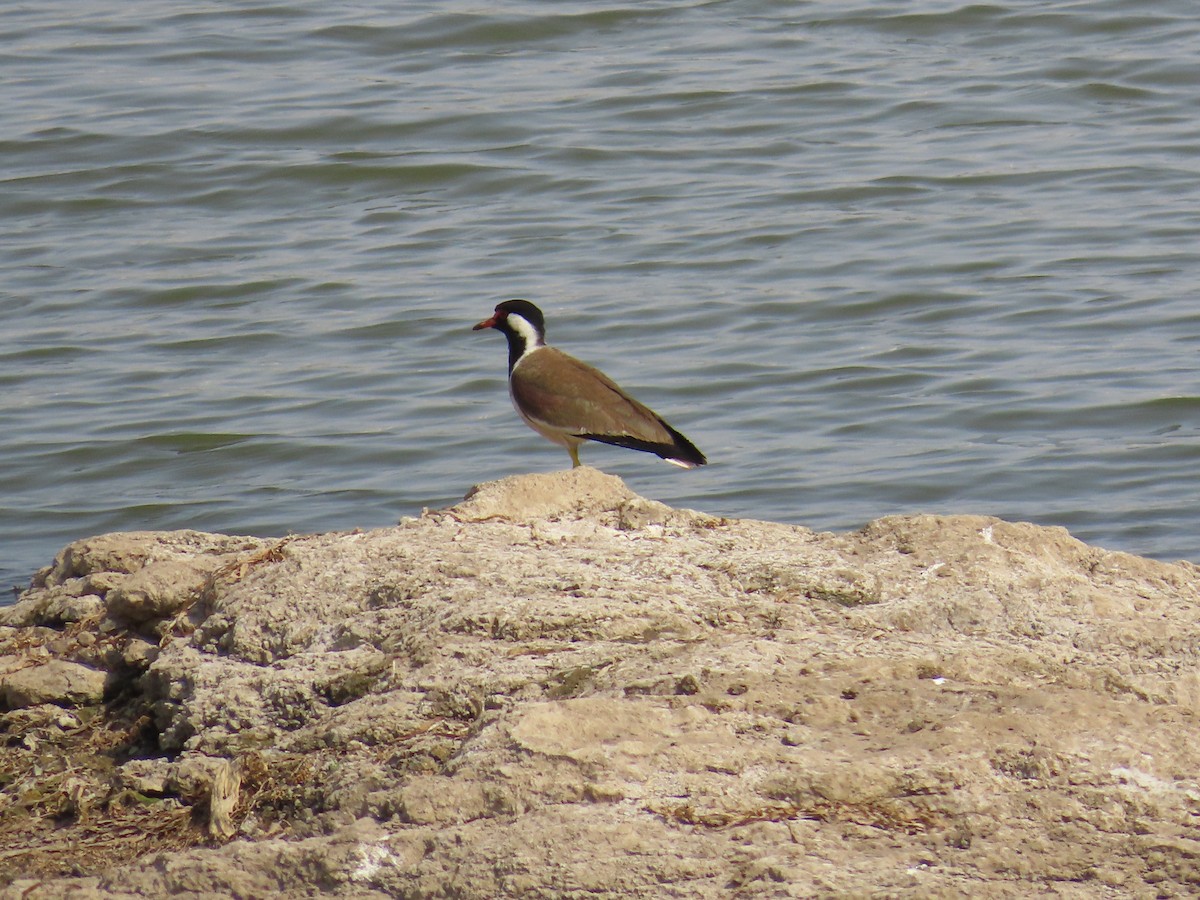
[1,659,108,709]
[41,531,270,587]
[2,469,1200,897]
[42,592,105,625]
[451,466,635,522]
[103,559,215,624]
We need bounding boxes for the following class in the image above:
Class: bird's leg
[569,444,581,468]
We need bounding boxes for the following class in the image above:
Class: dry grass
[0,689,205,884]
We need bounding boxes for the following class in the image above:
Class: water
[3,1,1199,595]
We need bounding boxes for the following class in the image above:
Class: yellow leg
[569,444,581,468]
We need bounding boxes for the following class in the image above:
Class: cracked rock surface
[3,467,1200,898]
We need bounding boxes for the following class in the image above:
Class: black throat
[500,326,528,373]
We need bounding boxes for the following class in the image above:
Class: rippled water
[3,0,1199,594]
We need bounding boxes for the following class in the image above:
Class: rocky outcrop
[2,468,1199,897]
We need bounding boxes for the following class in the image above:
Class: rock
[2,470,1200,897]
[451,466,634,522]
[0,581,88,627]
[45,534,157,584]
[103,560,214,624]
[118,759,171,796]
[1,659,108,709]
[42,592,105,625]
[43,531,269,587]
[121,637,159,670]
[615,496,676,530]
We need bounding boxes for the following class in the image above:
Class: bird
[473,299,707,469]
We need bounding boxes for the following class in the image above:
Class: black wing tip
[581,428,707,468]
[663,422,707,468]
[662,431,707,468]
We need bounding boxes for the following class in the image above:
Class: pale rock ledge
[2,468,1199,898]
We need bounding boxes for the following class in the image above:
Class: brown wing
[511,348,679,444]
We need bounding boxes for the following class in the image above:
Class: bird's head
[473,299,546,347]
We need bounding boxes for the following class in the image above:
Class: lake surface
[4,0,1199,595]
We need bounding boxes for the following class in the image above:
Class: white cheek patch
[507,314,544,354]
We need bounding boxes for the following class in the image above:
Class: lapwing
[473,299,707,469]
